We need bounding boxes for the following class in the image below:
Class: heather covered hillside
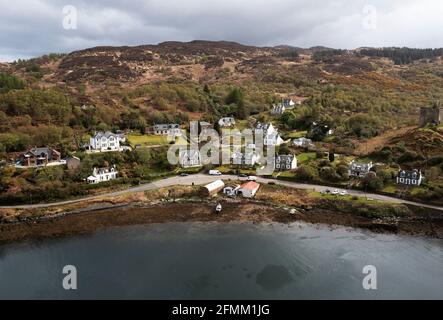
[1,41,442,154]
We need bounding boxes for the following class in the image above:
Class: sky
[1,0,443,62]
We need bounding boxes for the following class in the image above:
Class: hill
[1,40,443,152]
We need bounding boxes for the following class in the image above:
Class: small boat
[215,203,222,214]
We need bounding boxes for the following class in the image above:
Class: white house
[237,181,260,198]
[255,122,276,135]
[179,149,202,168]
[282,98,296,108]
[153,124,182,137]
[271,104,286,115]
[293,137,313,147]
[232,151,261,166]
[264,132,284,146]
[89,132,121,152]
[87,166,118,184]
[397,169,423,186]
[218,117,236,127]
[274,154,298,171]
[348,160,373,178]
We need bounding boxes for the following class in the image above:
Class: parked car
[247,176,258,181]
[209,170,222,176]
[331,189,339,195]
[339,190,348,196]
[179,173,189,177]
[323,189,331,194]
[238,174,248,178]
[268,181,276,185]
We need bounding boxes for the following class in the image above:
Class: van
[209,170,222,176]
[247,176,258,181]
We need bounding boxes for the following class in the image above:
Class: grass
[127,133,169,147]
[287,130,307,139]
[297,152,317,164]
[382,184,397,193]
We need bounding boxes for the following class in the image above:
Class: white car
[247,176,258,181]
[331,189,339,195]
[339,190,348,196]
[208,170,222,176]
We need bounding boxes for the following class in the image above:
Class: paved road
[1,174,442,211]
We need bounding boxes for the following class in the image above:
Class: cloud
[0,0,442,61]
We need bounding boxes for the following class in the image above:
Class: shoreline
[1,198,442,245]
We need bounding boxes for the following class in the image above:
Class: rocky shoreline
[0,197,442,245]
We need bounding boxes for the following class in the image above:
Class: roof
[203,180,225,192]
[276,154,295,161]
[92,131,118,139]
[349,161,372,172]
[26,147,60,157]
[398,169,422,179]
[272,105,285,113]
[154,124,179,130]
[179,149,200,160]
[240,181,260,191]
[256,122,272,131]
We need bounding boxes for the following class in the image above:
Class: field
[297,152,317,164]
[127,134,169,147]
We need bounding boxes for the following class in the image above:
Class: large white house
[89,131,121,152]
[274,154,298,171]
[255,122,284,146]
[397,169,423,186]
[293,137,313,148]
[153,124,182,137]
[232,151,261,166]
[87,166,118,184]
[264,132,284,146]
[256,122,276,135]
[179,149,202,168]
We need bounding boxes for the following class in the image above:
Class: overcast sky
[1,0,443,62]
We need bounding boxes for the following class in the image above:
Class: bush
[295,165,318,181]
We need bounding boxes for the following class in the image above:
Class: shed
[200,180,225,197]
[237,181,260,198]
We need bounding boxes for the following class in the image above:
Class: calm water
[0,221,442,299]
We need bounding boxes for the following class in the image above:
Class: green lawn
[127,134,170,147]
[287,130,307,139]
[382,184,397,193]
[297,152,317,164]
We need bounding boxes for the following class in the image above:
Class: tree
[295,165,318,181]
[278,145,291,155]
[0,73,25,93]
[346,114,381,138]
[362,172,384,191]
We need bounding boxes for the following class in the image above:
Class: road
[1,174,442,211]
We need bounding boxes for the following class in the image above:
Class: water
[0,222,442,299]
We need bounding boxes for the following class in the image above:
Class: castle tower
[419,106,442,127]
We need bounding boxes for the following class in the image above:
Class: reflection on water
[0,221,442,299]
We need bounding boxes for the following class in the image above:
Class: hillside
[1,41,443,151]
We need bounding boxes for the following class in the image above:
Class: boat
[215,203,222,214]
